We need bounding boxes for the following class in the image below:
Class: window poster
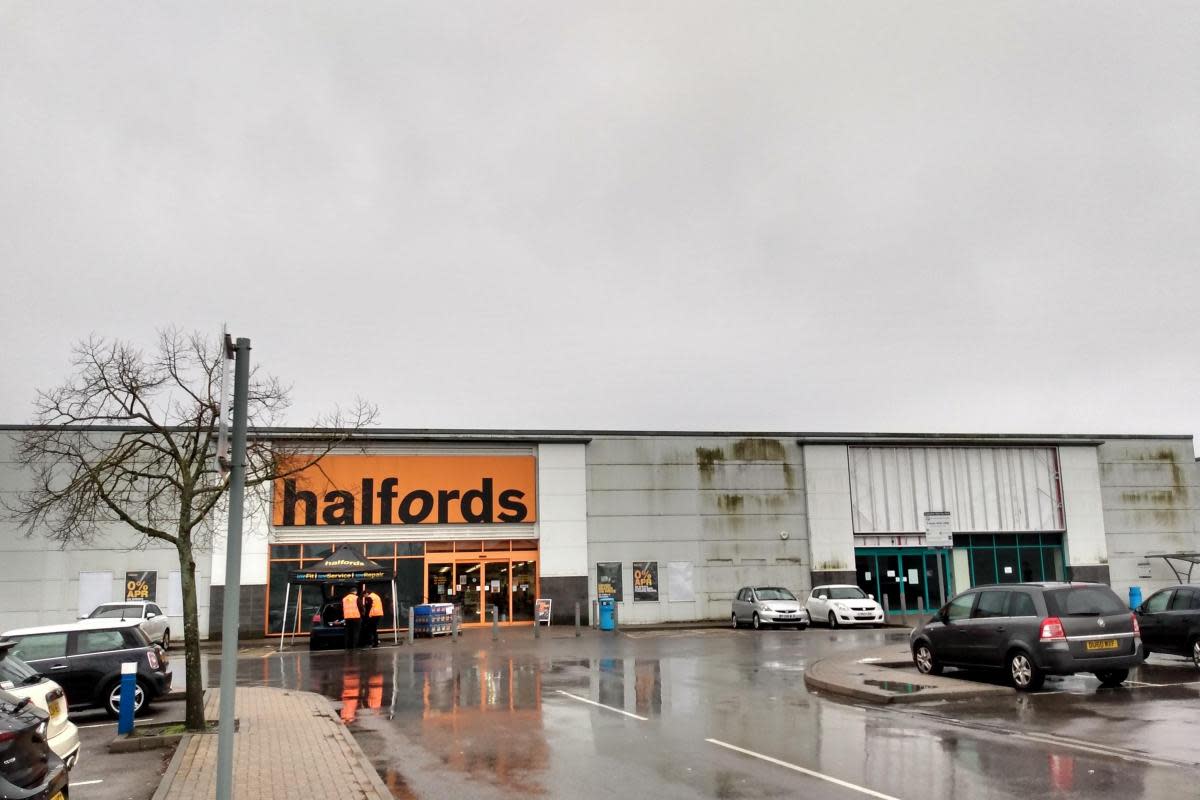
[596,562,623,601]
[633,561,659,602]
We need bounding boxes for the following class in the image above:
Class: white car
[0,639,80,768]
[806,585,885,628]
[86,601,172,650]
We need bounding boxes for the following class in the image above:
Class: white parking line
[555,690,648,721]
[706,739,900,800]
[70,779,103,787]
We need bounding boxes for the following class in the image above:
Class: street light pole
[215,336,250,800]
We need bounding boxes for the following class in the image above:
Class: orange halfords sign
[273,455,537,527]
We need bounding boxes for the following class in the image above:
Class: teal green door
[855,549,951,615]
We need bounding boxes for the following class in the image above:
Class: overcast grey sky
[1,3,1197,440]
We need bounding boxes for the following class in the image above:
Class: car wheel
[913,642,943,676]
[752,613,761,630]
[731,613,740,629]
[828,612,839,629]
[1008,651,1045,691]
[105,678,149,719]
[1095,668,1129,687]
[161,630,170,650]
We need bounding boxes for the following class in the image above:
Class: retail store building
[1,426,1197,639]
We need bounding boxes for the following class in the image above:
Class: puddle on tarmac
[863,678,928,693]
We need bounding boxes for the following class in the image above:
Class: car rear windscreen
[1044,586,1126,617]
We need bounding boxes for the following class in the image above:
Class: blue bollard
[1129,586,1143,610]
[117,661,137,735]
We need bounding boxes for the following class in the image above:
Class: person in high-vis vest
[363,588,384,647]
[341,588,362,650]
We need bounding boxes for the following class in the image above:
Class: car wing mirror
[146,612,156,619]
[868,594,875,601]
[818,595,828,601]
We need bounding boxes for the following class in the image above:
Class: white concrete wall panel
[802,445,856,573]
[587,436,808,622]
[1059,446,1110,569]
[537,443,588,578]
[1097,438,1200,600]
[0,435,211,636]
[848,446,1064,534]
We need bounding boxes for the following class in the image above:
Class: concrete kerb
[804,645,1014,704]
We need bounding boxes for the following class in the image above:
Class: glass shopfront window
[266,539,538,636]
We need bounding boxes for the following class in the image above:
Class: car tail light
[1131,613,1140,636]
[147,649,159,669]
[0,730,15,743]
[1039,617,1066,642]
[312,613,322,624]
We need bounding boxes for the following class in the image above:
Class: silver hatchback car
[732,586,810,630]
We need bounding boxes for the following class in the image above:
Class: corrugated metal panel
[849,446,1064,533]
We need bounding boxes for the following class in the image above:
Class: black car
[0,690,70,800]
[1136,583,1200,668]
[3,620,171,718]
[909,582,1143,691]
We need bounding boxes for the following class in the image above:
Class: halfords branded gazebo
[278,545,398,650]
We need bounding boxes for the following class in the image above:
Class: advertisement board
[633,561,659,602]
[596,562,623,601]
[125,570,157,602]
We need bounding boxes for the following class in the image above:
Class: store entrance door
[456,562,484,622]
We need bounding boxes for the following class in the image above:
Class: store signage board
[125,570,157,602]
[633,561,659,602]
[923,511,954,548]
[535,598,552,625]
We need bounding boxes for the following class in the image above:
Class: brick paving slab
[152,687,390,800]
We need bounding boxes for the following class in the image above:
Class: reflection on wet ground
[211,629,1200,799]
[862,678,927,693]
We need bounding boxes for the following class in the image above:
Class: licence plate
[1085,639,1119,651]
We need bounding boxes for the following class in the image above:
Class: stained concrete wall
[0,432,212,637]
[586,435,810,623]
[1098,437,1200,601]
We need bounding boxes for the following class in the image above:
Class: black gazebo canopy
[279,545,398,649]
[287,545,392,585]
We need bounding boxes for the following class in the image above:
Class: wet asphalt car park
[207,627,1200,800]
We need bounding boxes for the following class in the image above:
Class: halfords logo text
[273,455,537,527]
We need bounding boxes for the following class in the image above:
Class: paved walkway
[152,687,390,800]
[804,643,1013,704]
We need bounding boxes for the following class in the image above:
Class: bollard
[407,607,415,645]
[592,599,598,629]
[883,593,890,618]
[492,605,499,641]
[575,602,581,637]
[452,608,460,641]
[117,661,137,735]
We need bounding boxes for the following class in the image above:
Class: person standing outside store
[364,587,384,647]
[342,586,362,650]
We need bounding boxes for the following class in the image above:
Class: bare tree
[4,329,376,731]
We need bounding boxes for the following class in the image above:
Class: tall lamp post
[215,334,250,800]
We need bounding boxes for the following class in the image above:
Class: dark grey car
[1137,584,1200,668]
[909,582,1142,691]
